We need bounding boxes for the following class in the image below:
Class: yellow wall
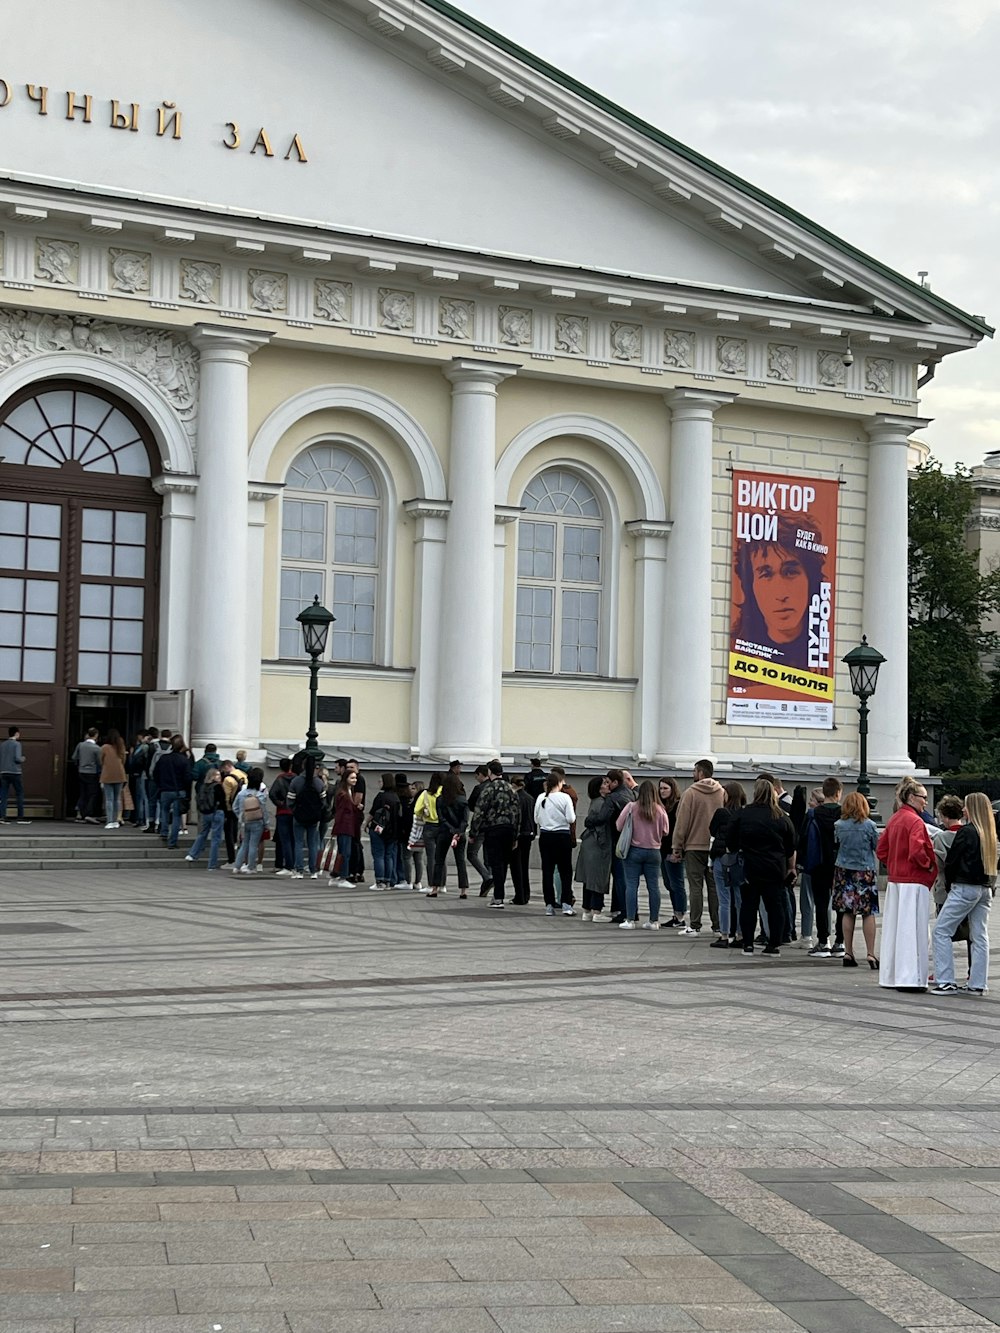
[260,670,411,746]
[501,684,634,752]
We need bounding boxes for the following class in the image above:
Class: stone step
[2,857,199,871]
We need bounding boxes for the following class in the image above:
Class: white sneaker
[591,912,609,922]
[643,921,661,930]
[369,883,386,891]
[332,877,352,888]
[290,871,304,879]
[679,925,700,936]
[184,855,195,863]
[418,885,432,893]
[412,883,423,892]
[255,864,264,873]
[275,868,293,877]
[581,910,594,922]
[393,881,410,890]
[561,904,576,916]
[239,865,251,874]
[619,920,636,930]
[104,822,115,829]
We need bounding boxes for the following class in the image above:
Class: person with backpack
[219,759,246,866]
[185,767,226,870]
[153,734,192,848]
[232,765,269,874]
[268,757,296,877]
[367,772,403,891]
[288,755,325,879]
[426,773,469,899]
[145,729,173,834]
[125,730,151,828]
[801,776,844,959]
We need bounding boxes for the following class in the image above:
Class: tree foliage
[908,459,1000,768]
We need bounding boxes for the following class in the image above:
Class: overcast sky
[458,0,998,471]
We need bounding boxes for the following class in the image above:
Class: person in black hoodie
[510,776,536,906]
[155,735,193,849]
[932,791,997,995]
[800,776,844,959]
[366,771,403,891]
[709,782,746,949]
[427,773,469,899]
[726,777,796,957]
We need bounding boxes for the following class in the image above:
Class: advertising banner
[726,470,838,729]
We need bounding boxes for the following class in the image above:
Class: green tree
[908,458,1000,768]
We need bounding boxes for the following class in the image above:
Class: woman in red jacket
[876,776,936,992]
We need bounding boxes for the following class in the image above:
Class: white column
[658,388,737,766]
[435,358,518,761]
[152,476,197,690]
[189,324,271,748]
[864,414,927,774]
[493,507,522,753]
[404,499,452,756]
[625,521,672,762]
[246,482,283,745]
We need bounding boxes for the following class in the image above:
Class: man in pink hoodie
[670,759,725,936]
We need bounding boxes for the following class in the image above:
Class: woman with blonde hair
[931,792,998,995]
[876,776,936,991]
[725,777,795,957]
[833,792,880,969]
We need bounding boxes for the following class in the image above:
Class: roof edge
[417,0,993,340]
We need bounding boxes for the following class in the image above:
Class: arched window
[279,443,380,663]
[516,468,603,674]
[0,387,152,476]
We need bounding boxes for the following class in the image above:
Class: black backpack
[196,783,217,815]
[293,778,324,826]
[372,794,397,840]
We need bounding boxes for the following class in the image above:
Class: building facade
[0,0,990,814]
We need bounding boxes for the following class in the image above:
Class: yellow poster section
[728,651,834,700]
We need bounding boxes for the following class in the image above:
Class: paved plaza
[2,861,1000,1331]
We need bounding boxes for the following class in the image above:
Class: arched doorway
[0,380,162,817]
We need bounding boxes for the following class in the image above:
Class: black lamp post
[842,636,886,803]
[296,596,335,762]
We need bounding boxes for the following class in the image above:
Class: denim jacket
[833,817,878,872]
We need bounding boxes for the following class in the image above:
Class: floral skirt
[833,866,878,916]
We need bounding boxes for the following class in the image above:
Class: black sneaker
[489,900,505,910]
[663,917,682,929]
[479,880,493,898]
[831,943,846,957]
[762,945,780,957]
[808,944,832,958]
[709,938,729,950]
[741,945,754,955]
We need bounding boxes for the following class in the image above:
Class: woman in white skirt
[875,777,936,991]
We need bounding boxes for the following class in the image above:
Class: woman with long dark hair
[576,775,613,921]
[658,777,687,928]
[709,781,746,949]
[615,780,669,930]
[414,772,443,894]
[426,773,469,899]
[99,727,127,829]
[932,791,998,996]
[330,769,361,887]
[535,772,577,917]
[726,777,796,957]
[367,771,403,891]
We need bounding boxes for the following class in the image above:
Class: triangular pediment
[1,0,987,337]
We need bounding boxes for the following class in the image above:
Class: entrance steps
[0,822,194,872]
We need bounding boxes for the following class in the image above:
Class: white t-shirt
[534,790,575,832]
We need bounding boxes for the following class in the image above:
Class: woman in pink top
[615,780,670,930]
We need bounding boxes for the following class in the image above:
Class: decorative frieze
[663,330,694,368]
[767,343,796,381]
[248,270,287,314]
[109,249,150,294]
[498,306,532,347]
[179,259,220,305]
[378,288,414,330]
[865,356,894,394]
[610,322,641,361]
[555,313,588,355]
[817,349,847,388]
[314,278,352,323]
[35,238,78,285]
[716,336,746,375]
[438,297,474,339]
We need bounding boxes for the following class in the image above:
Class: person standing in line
[535,771,577,917]
[185,767,226,870]
[218,760,245,866]
[670,759,725,936]
[726,777,796,957]
[367,772,404,891]
[99,728,127,829]
[426,773,469,899]
[604,769,637,924]
[469,760,520,909]
[233,749,250,774]
[549,766,579,906]
[802,777,844,959]
[932,792,997,996]
[413,772,443,894]
[576,775,612,921]
[401,779,427,893]
[709,782,746,949]
[191,743,221,795]
[524,756,547,801]
[876,777,936,992]
[288,757,324,879]
[0,726,29,825]
[930,795,969,983]
[616,779,670,930]
[329,768,362,887]
[155,735,193,849]
[126,730,151,829]
[392,773,416,889]
[145,729,173,833]
[510,775,535,905]
[833,791,880,968]
[72,727,102,824]
[466,764,493,897]
[232,765,269,874]
[658,778,686,928]
[268,757,295,877]
[758,772,799,942]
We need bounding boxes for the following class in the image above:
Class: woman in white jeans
[932,792,997,995]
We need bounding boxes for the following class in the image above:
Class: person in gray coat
[576,775,613,921]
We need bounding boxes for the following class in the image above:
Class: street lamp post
[842,636,886,804]
[296,596,336,763]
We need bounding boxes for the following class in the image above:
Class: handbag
[615,807,633,860]
[408,816,426,850]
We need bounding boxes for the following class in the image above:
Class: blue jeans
[934,883,992,989]
[234,819,264,871]
[294,821,320,873]
[0,774,25,819]
[712,855,744,937]
[103,782,123,825]
[189,810,225,869]
[799,873,815,939]
[625,845,661,922]
[370,829,397,884]
[159,791,183,847]
[335,834,355,879]
[661,854,687,917]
